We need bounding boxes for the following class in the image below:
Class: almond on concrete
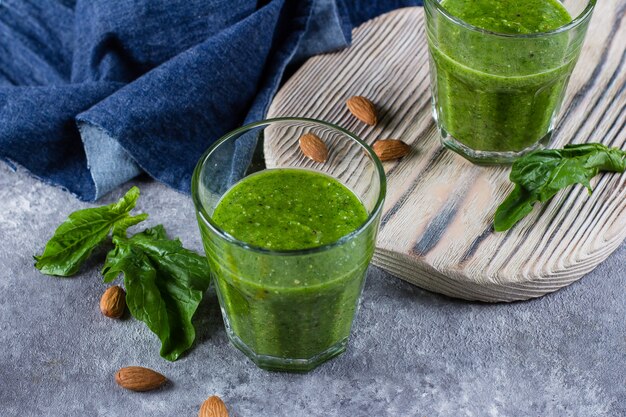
[100,285,126,319]
[346,96,377,126]
[199,395,229,417]
[115,366,167,392]
[299,132,329,163]
[372,139,411,161]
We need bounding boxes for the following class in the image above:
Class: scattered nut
[299,132,329,163]
[100,285,126,319]
[115,366,167,392]
[372,139,411,161]
[199,395,229,417]
[346,96,377,125]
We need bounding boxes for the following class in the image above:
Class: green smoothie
[200,168,375,371]
[428,0,575,154]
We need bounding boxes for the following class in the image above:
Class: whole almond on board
[115,366,167,392]
[199,395,229,417]
[299,132,329,163]
[346,96,377,125]
[372,139,410,161]
[100,285,126,319]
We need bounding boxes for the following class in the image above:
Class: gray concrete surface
[0,163,624,417]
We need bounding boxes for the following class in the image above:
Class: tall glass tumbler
[191,118,386,372]
[424,0,596,164]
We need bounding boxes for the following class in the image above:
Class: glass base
[438,129,552,165]
[225,327,348,373]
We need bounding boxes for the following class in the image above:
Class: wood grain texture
[266,3,626,302]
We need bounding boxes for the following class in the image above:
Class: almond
[346,96,377,125]
[299,133,329,163]
[199,395,229,417]
[372,139,410,161]
[100,285,126,319]
[115,366,167,392]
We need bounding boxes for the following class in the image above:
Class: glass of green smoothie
[424,0,596,163]
[191,118,386,372]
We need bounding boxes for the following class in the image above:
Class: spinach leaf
[34,187,147,276]
[102,225,211,361]
[494,144,626,232]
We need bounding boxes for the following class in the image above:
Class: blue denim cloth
[0,0,420,201]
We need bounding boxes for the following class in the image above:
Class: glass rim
[191,117,387,257]
[425,0,596,39]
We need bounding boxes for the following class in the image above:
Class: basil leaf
[102,226,211,361]
[494,144,626,232]
[493,186,536,232]
[34,187,147,276]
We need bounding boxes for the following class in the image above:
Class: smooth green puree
[430,0,573,152]
[206,169,373,370]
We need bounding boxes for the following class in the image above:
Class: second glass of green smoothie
[192,118,386,372]
[425,0,596,164]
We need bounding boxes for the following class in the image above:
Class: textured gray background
[0,163,624,417]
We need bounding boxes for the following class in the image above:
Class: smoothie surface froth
[441,0,571,34]
[212,168,368,251]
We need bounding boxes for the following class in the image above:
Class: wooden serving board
[265,4,626,302]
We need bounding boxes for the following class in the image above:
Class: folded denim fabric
[0,0,419,201]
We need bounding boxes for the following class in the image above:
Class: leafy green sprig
[35,187,211,361]
[495,143,626,231]
[34,187,147,276]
